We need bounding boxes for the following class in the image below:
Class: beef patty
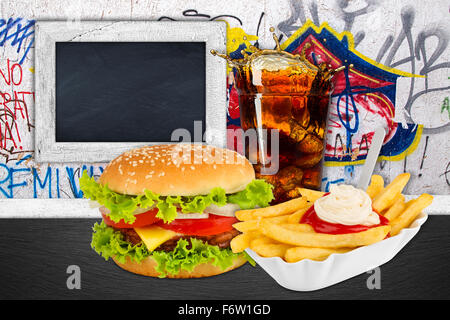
[117,227,240,252]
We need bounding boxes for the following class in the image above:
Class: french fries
[383,194,405,221]
[287,205,312,224]
[232,173,433,263]
[372,173,410,212]
[280,223,314,233]
[260,221,390,248]
[235,196,308,221]
[250,236,277,247]
[233,215,290,233]
[297,188,325,202]
[390,194,433,236]
[285,247,352,263]
[366,175,384,199]
[251,243,292,258]
[230,231,260,253]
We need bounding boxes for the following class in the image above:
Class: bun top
[99,144,255,196]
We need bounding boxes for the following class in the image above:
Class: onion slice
[205,203,241,217]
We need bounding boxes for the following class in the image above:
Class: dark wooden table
[0,217,449,300]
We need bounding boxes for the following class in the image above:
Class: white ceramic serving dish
[245,212,428,291]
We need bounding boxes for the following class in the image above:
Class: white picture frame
[35,20,227,163]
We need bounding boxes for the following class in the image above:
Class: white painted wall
[0,0,448,201]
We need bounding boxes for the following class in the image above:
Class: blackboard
[55,42,206,143]
[0,216,449,299]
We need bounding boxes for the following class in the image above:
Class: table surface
[0,217,449,300]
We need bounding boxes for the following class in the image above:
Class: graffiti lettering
[0,156,103,198]
[279,1,450,135]
[0,18,35,65]
[0,59,35,153]
[442,97,450,119]
[322,177,345,192]
[375,6,450,134]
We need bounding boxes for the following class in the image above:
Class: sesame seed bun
[99,144,255,196]
[112,254,247,278]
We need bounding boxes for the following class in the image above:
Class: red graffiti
[0,59,23,86]
[0,59,34,152]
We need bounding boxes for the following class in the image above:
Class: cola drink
[212,34,335,203]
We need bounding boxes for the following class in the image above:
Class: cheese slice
[134,225,178,252]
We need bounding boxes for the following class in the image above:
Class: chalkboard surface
[0,217,449,299]
[55,42,206,142]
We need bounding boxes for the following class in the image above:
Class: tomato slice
[156,214,238,236]
[102,208,161,229]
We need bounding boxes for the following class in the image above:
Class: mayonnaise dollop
[314,184,380,226]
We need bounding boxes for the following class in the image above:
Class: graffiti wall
[0,0,448,199]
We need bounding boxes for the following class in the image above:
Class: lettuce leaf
[227,179,275,209]
[179,187,227,213]
[80,171,274,224]
[90,221,245,278]
[80,172,144,224]
[91,221,150,264]
[152,238,240,278]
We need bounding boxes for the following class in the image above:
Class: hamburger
[80,144,274,278]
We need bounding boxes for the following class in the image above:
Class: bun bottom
[112,255,247,278]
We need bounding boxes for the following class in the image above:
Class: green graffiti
[442,97,450,119]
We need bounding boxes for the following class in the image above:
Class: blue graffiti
[344,165,355,179]
[0,162,30,198]
[0,18,35,65]
[0,155,103,198]
[335,61,360,152]
[32,167,52,198]
[66,165,103,198]
[321,177,345,192]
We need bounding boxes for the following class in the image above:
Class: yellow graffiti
[226,26,258,55]
[281,20,423,78]
[217,21,258,73]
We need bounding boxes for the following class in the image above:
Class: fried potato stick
[233,215,290,233]
[251,243,292,258]
[230,231,261,253]
[297,188,325,202]
[383,194,405,221]
[285,247,352,263]
[235,197,308,221]
[390,194,433,236]
[286,205,312,224]
[260,221,391,248]
[372,173,410,213]
[366,175,384,199]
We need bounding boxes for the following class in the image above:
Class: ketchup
[300,193,389,235]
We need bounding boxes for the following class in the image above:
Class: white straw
[357,127,386,190]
